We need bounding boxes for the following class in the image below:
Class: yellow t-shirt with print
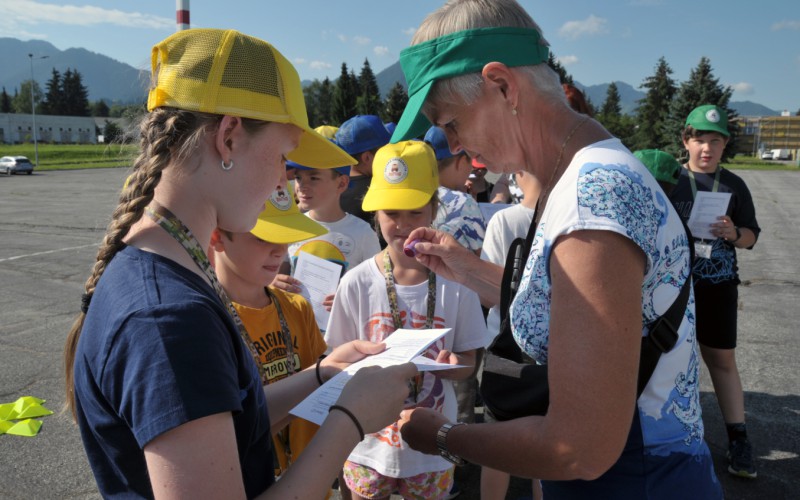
[233,287,326,475]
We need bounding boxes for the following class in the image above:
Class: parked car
[0,156,35,175]
[772,149,791,161]
[761,151,774,160]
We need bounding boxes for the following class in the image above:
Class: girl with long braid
[63,29,416,499]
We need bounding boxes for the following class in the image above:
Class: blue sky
[1,0,798,111]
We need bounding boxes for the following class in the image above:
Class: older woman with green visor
[395,1,722,498]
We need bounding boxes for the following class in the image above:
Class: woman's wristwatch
[436,422,467,466]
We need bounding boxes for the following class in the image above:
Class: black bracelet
[328,404,365,441]
[731,226,742,243]
[315,355,326,386]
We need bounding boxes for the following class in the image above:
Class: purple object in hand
[403,239,421,257]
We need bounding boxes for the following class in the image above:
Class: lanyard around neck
[383,249,436,330]
[687,167,721,199]
[265,287,297,376]
[145,203,268,385]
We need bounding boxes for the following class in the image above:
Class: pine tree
[0,87,11,113]
[62,69,90,116]
[632,57,677,151]
[597,83,636,147]
[356,59,382,116]
[666,57,737,160]
[12,80,43,114]
[303,79,323,127]
[317,77,333,125]
[331,63,358,124]
[91,99,110,117]
[547,53,573,85]
[42,68,64,115]
[383,82,408,124]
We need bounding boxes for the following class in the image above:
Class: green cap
[633,149,682,185]
[685,104,729,137]
[392,27,549,143]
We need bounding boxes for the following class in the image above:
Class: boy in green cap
[669,104,761,479]
[633,149,681,195]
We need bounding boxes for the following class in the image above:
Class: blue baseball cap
[335,115,391,155]
[384,122,397,135]
[423,126,455,161]
[286,160,350,176]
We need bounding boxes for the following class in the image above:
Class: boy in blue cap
[669,104,760,479]
[336,115,392,227]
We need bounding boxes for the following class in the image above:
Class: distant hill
[373,63,780,118]
[0,38,148,105]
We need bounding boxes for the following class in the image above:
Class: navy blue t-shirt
[670,167,760,285]
[74,246,274,498]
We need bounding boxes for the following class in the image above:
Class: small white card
[293,251,342,331]
[687,191,731,240]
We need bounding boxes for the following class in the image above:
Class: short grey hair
[413,0,565,114]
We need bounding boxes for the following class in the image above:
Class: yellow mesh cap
[147,28,355,168]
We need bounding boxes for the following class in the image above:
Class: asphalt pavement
[0,167,798,499]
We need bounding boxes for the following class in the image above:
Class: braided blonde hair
[64,108,227,417]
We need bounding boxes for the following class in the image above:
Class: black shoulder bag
[480,207,693,421]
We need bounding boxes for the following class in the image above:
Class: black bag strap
[636,218,695,396]
[492,204,695,398]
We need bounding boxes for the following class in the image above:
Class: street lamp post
[28,53,49,167]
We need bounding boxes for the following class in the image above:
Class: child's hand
[320,340,387,380]
[336,363,419,435]
[433,349,477,380]
[322,293,335,312]
[271,274,302,294]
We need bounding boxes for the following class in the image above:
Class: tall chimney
[176,0,190,31]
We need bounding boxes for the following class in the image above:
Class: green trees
[0,87,11,113]
[665,57,736,159]
[11,80,42,114]
[383,82,408,125]
[35,67,90,116]
[597,82,636,146]
[356,59,382,116]
[632,57,677,151]
[331,63,359,124]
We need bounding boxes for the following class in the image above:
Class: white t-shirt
[288,213,380,273]
[480,203,535,338]
[325,257,491,477]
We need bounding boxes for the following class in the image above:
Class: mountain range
[0,38,781,117]
[373,60,781,118]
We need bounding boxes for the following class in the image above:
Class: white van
[771,149,791,160]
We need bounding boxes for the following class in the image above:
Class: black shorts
[694,281,739,349]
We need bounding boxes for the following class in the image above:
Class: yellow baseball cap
[250,183,328,244]
[362,141,439,211]
[147,28,355,169]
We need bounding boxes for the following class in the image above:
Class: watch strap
[436,422,467,466]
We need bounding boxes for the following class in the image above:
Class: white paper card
[290,328,451,425]
[687,191,731,240]
[293,251,342,331]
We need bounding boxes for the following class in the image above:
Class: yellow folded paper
[0,396,53,437]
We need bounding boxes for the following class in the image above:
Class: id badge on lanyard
[689,168,720,260]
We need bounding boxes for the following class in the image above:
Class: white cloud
[337,34,348,43]
[731,82,754,96]
[309,61,332,70]
[1,0,172,29]
[353,36,371,46]
[558,55,579,66]
[403,27,416,37]
[293,58,307,65]
[558,15,609,40]
[373,46,389,57]
[771,20,800,31]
